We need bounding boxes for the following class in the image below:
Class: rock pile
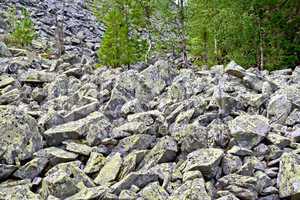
[1,1,300,199]
[0,0,104,58]
[1,39,300,200]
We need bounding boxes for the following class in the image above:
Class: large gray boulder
[228,114,270,149]
[0,107,43,165]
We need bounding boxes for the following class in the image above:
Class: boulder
[111,171,159,194]
[229,114,270,149]
[0,180,42,200]
[44,112,107,145]
[185,148,224,178]
[267,94,292,124]
[13,157,48,180]
[138,136,178,170]
[94,152,123,185]
[0,107,43,165]
[34,147,78,166]
[277,152,300,198]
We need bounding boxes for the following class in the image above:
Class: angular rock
[42,170,80,199]
[64,186,107,200]
[21,70,56,83]
[63,141,93,156]
[0,88,20,104]
[277,152,300,198]
[0,75,14,88]
[34,147,78,165]
[115,134,155,154]
[111,171,159,194]
[139,182,169,200]
[0,164,17,181]
[185,148,224,178]
[0,107,43,164]
[118,150,148,179]
[84,152,106,174]
[222,154,243,175]
[13,157,48,180]
[173,122,208,153]
[170,178,211,200]
[267,94,292,124]
[94,152,123,185]
[216,174,258,200]
[266,132,291,148]
[63,101,99,122]
[138,136,177,170]
[0,180,42,199]
[229,114,270,149]
[44,112,107,145]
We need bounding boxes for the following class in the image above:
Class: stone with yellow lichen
[94,152,123,185]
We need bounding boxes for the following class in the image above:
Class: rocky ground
[1,1,300,200]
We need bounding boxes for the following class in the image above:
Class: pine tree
[93,0,148,68]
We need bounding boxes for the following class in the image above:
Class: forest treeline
[93,0,300,70]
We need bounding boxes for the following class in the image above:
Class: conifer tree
[93,0,148,68]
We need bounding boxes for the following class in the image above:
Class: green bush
[7,8,36,47]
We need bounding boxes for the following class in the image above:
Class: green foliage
[7,8,36,47]
[93,0,148,68]
[93,0,299,70]
[186,0,299,70]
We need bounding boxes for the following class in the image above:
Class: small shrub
[7,8,36,47]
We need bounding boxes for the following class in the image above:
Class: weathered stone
[118,150,148,179]
[0,88,20,104]
[64,186,107,200]
[170,177,211,200]
[21,70,56,83]
[139,182,169,200]
[0,75,14,88]
[94,152,123,185]
[266,132,291,148]
[173,122,208,153]
[31,87,47,102]
[64,101,99,122]
[85,113,112,146]
[277,152,300,198]
[138,136,177,169]
[0,164,17,181]
[267,94,292,124]
[111,171,159,194]
[13,157,48,180]
[185,148,224,178]
[45,161,95,190]
[34,147,78,165]
[0,180,42,200]
[0,42,11,57]
[63,141,93,156]
[44,112,107,145]
[227,145,253,156]
[229,114,270,149]
[0,107,43,165]
[42,170,80,199]
[115,134,155,154]
[216,174,258,200]
[222,154,243,175]
[84,152,106,174]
